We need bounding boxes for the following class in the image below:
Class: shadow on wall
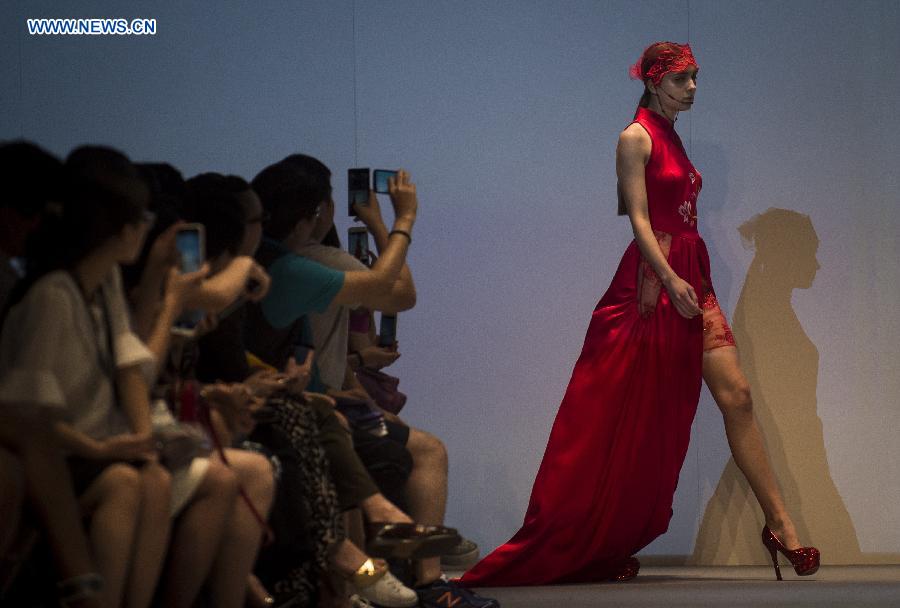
[690,208,866,565]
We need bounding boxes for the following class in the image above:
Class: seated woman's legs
[0,414,99,590]
[78,463,143,608]
[208,448,275,608]
[159,458,238,608]
[124,462,172,608]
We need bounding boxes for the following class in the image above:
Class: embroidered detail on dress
[689,172,695,184]
[678,200,696,226]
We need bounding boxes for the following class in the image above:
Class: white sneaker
[354,569,418,608]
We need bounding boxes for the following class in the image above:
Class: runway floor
[449,565,900,607]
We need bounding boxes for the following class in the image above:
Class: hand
[245,370,291,399]
[664,275,702,319]
[163,263,210,315]
[283,352,313,394]
[388,169,417,221]
[302,391,337,409]
[146,222,182,276]
[352,190,387,230]
[202,383,262,436]
[358,345,400,370]
[245,262,271,302]
[94,432,155,461]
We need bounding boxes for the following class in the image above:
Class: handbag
[355,367,406,415]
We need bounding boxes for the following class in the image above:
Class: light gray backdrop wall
[3,0,898,564]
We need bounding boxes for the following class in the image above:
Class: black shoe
[366,523,461,560]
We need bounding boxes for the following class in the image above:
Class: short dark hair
[0,140,64,217]
[252,154,331,241]
[183,172,247,260]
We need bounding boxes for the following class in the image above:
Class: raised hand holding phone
[388,169,417,221]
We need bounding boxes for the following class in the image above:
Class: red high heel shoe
[761,526,820,581]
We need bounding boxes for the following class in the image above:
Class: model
[460,42,820,587]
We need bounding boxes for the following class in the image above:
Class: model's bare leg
[405,428,448,585]
[702,346,802,549]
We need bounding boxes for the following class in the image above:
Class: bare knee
[94,463,143,509]
[720,383,754,421]
[229,450,274,511]
[408,429,448,469]
[140,462,172,517]
[201,459,239,500]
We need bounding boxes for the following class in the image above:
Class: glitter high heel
[761,526,820,581]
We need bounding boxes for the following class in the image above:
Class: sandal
[365,523,461,560]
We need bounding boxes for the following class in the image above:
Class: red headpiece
[629,42,698,85]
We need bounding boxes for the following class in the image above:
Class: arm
[352,190,417,313]
[185,256,270,313]
[616,125,701,318]
[332,170,418,308]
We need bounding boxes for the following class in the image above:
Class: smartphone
[175,224,205,273]
[378,314,397,348]
[171,224,206,337]
[348,168,370,215]
[347,227,369,264]
[373,169,398,194]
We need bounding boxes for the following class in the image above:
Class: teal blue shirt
[260,248,345,329]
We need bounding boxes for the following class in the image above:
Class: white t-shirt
[0,267,155,440]
[295,242,366,390]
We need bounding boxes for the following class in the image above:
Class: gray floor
[447,566,900,607]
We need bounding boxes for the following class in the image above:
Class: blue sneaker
[416,576,500,608]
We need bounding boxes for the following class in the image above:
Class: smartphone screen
[175,224,205,273]
[347,227,369,264]
[378,314,397,348]
[348,168,370,215]
[373,169,397,194]
[172,224,205,336]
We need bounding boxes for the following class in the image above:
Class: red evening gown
[461,107,735,587]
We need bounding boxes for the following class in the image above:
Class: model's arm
[616,124,701,319]
[332,170,418,308]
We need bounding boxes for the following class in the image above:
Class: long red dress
[461,107,735,587]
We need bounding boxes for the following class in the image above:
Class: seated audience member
[184,173,418,607]
[0,141,108,608]
[295,172,484,599]
[249,156,496,607]
[1,145,173,608]
[122,167,276,607]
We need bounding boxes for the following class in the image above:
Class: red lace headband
[629,42,698,85]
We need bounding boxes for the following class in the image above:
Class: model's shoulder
[618,122,651,157]
[619,121,650,143]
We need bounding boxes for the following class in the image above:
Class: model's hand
[664,275,702,319]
